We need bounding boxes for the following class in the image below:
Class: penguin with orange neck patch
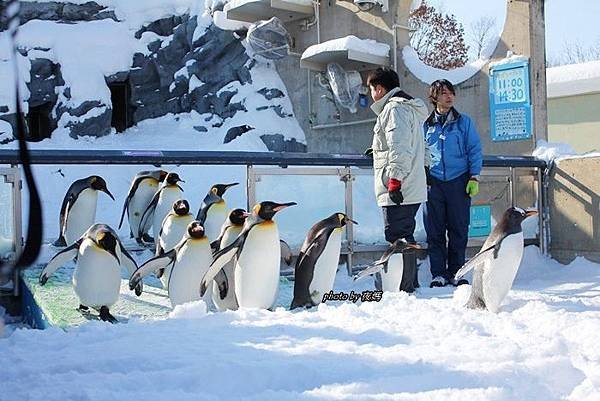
[199,201,296,309]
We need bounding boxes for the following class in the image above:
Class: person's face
[435,85,455,111]
[369,84,387,102]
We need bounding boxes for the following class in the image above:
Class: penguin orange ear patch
[212,187,218,194]
[96,232,106,242]
[253,204,261,214]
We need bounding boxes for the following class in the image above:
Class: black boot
[399,249,418,293]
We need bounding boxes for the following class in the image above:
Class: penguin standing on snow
[210,208,248,311]
[54,176,115,247]
[196,183,239,241]
[454,207,538,313]
[199,201,296,310]
[353,238,421,292]
[139,172,184,243]
[155,199,194,288]
[118,170,167,245]
[40,224,141,323]
[129,221,216,308]
[291,213,357,310]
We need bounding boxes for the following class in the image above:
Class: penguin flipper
[214,269,229,300]
[118,243,143,296]
[454,245,496,279]
[138,190,160,239]
[118,197,129,230]
[129,250,175,291]
[40,240,81,285]
[280,239,293,266]
[353,261,386,282]
[200,245,239,297]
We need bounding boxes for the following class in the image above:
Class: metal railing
[0,149,548,276]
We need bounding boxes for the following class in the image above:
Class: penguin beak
[406,243,422,250]
[347,218,358,225]
[525,209,538,217]
[273,202,297,212]
[102,188,115,201]
[225,182,239,189]
[242,211,251,218]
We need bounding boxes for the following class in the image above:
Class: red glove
[388,178,401,192]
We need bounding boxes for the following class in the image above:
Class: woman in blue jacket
[423,79,483,287]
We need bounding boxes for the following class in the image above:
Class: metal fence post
[342,167,354,276]
[246,165,256,211]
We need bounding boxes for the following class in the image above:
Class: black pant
[381,203,421,292]
[382,203,421,244]
[424,173,471,279]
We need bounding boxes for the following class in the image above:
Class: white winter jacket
[370,87,429,207]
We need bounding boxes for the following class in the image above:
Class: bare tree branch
[469,16,496,59]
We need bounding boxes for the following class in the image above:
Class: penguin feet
[450,278,469,287]
[99,306,118,324]
[78,304,89,311]
[141,233,155,244]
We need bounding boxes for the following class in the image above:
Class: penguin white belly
[168,239,213,307]
[73,240,121,308]
[212,226,243,311]
[204,203,229,241]
[153,189,183,240]
[482,232,524,313]
[309,229,342,304]
[235,222,280,309]
[64,189,98,245]
[129,181,158,237]
[159,215,194,287]
[380,253,404,292]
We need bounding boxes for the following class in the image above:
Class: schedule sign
[489,59,532,141]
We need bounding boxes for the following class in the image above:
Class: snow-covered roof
[300,36,390,71]
[546,60,600,98]
[224,0,313,24]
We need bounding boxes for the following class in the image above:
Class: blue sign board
[489,60,532,142]
[468,204,492,238]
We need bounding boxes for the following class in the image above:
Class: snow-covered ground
[2,247,600,401]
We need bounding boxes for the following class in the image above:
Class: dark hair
[366,67,399,92]
[428,79,456,105]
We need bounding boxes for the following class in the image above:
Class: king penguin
[199,201,296,310]
[155,199,194,288]
[118,170,167,245]
[196,182,239,241]
[454,207,538,313]
[353,238,421,292]
[139,172,184,243]
[54,176,115,247]
[129,221,215,308]
[210,208,248,311]
[290,213,357,310]
[40,224,141,323]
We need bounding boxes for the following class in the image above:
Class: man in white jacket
[366,68,429,292]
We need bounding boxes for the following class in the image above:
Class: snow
[546,60,600,98]
[2,247,600,400]
[213,10,251,31]
[302,36,391,60]
[533,140,600,164]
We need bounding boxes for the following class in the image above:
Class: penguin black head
[173,199,190,216]
[188,221,206,239]
[229,208,248,225]
[158,170,169,182]
[253,201,297,220]
[211,182,239,197]
[166,172,184,185]
[88,176,115,200]
[95,230,120,265]
[502,207,539,233]
[336,213,358,227]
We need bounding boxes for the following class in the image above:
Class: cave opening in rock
[26,102,53,142]
[109,81,134,133]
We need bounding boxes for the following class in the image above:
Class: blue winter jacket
[423,108,482,182]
